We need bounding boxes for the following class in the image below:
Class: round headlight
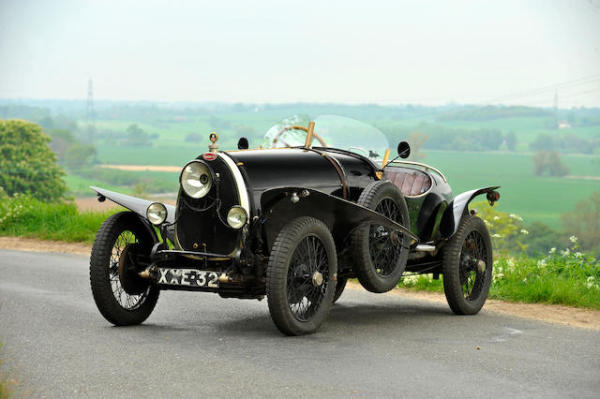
[181,161,212,199]
[146,202,167,225]
[227,206,248,229]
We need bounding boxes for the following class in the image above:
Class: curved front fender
[439,186,500,239]
[90,186,176,243]
[91,186,176,224]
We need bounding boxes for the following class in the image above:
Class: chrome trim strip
[218,152,251,217]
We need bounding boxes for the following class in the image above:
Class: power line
[481,75,600,105]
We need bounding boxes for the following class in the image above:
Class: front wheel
[442,215,493,315]
[90,212,160,326]
[333,277,347,303]
[266,217,337,335]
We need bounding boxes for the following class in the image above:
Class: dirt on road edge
[1,236,599,331]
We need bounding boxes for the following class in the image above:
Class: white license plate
[158,268,219,288]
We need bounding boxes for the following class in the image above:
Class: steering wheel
[271,125,327,148]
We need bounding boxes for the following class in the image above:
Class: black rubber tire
[90,212,160,326]
[442,215,493,315]
[266,217,337,336]
[352,181,410,293]
[332,277,347,303]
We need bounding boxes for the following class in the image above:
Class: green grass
[0,195,118,244]
[400,250,600,309]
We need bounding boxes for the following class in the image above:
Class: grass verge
[0,343,14,399]
[399,247,600,309]
[0,194,118,244]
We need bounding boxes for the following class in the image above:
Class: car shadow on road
[209,300,455,338]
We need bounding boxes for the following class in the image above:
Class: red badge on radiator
[202,153,217,161]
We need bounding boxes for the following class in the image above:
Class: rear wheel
[267,217,337,335]
[442,215,493,315]
[90,212,159,326]
[352,181,410,293]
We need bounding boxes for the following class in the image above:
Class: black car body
[90,116,500,335]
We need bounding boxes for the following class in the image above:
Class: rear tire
[90,212,159,326]
[352,181,410,293]
[267,217,337,335]
[442,215,493,315]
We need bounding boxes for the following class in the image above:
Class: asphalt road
[1,250,599,399]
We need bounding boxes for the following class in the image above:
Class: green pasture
[425,151,599,227]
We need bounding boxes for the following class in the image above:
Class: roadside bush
[0,119,67,201]
[470,201,529,255]
[561,192,600,256]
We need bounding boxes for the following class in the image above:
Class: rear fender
[439,186,500,239]
[260,187,419,251]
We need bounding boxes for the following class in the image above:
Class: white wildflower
[402,275,418,286]
[569,235,578,243]
[507,258,515,268]
[520,229,529,235]
[509,213,523,221]
[537,259,547,268]
[491,233,503,238]
[549,247,556,254]
[587,282,594,289]
[493,216,500,221]
[484,220,492,227]
[587,276,595,283]
[523,278,527,283]
[561,248,570,257]
[574,252,583,258]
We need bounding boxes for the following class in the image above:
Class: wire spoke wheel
[459,231,488,301]
[267,217,337,335]
[286,235,329,322]
[90,212,160,326]
[368,198,403,276]
[352,181,410,293]
[442,215,493,315]
[109,231,150,310]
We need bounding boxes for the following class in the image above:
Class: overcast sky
[1,0,599,107]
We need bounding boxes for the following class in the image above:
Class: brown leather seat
[384,167,432,196]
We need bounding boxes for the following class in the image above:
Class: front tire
[90,212,159,326]
[266,217,337,335]
[333,277,347,303]
[442,215,493,315]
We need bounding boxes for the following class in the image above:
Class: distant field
[425,151,600,227]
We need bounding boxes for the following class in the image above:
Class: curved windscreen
[263,115,390,161]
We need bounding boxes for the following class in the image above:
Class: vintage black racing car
[89,115,500,335]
